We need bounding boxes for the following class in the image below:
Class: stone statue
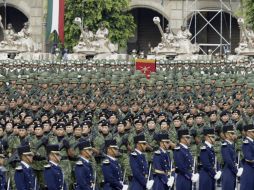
[5,23,17,44]
[94,22,118,53]
[235,18,254,55]
[17,22,35,52]
[73,17,96,55]
[152,17,178,56]
[176,25,199,54]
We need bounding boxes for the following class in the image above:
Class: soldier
[0,147,6,190]
[14,144,37,190]
[43,144,67,190]
[129,134,154,190]
[30,123,48,189]
[221,125,242,190]
[152,133,174,190]
[173,128,199,190]
[199,128,221,190]
[102,139,128,190]
[74,140,95,190]
[240,124,254,190]
[114,120,130,181]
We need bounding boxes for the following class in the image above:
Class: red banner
[135,59,156,79]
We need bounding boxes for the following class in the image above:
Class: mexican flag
[46,0,65,43]
[135,59,156,79]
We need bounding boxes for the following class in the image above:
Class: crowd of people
[0,58,254,190]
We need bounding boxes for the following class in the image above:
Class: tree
[241,0,254,28]
[64,0,136,51]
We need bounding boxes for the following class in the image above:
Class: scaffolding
[185,0,233,55]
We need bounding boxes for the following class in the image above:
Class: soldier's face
[56,128,65,136]
[82,126,90,135]
[117,125,125,133]
[74,128,82,137]
[66,125,73,134]
[135,123,143,132]
[147,121,156,130]
[18,129,27,137]
[35,128,44,136]
[160,123,169,131]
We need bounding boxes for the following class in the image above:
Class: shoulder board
[15,166,22,171]
[102,159,110,164]
[154,150,161,155]
[221,142,227,146]
[243,140,249,144]
[174,146,180,150]
[44,164,51,169]
[131,152,137,156]
[200,146,207,150]
[76,161,83,166]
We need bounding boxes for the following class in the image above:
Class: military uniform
[74,141,94,190]
[14,145,37,190]
[43,144,67,190]
[240,125,254,190]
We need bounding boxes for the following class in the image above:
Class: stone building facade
[0,0,241,53]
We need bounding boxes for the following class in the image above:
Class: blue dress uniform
[0,168,6,190]
[44,161,67,190]
[102,156,123,190]
[199,142,216,190]
[44,144,67,190]
[75,158,94,190]
[240,136,254,190]
[173,144,193,190]
[221,140,237,190]
[129,150,149,190]
[74,140,94,190]
[14,162,37,190]
[14,144,37,190]
[152,148,171,190]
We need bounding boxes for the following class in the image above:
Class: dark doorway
[128,8,168,54]
[0,6,28,41]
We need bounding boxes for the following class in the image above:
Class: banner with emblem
[135,59,156,79]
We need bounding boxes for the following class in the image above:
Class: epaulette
[131,152,137,156]
[76,161,83,166]
[221,142,227,146]
[102,159,110,164]
[154,150,161,155]
[174,146,180,150]
[15,166,22,171]
[243,140,249,144]
[44,164,51,169]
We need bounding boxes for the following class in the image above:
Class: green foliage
[64,0,136,51]
[242,0,254,28]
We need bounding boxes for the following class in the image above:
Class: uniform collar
[80,156,89,163]
[205,141,213,148]
[180,143,188,149]
[159,147,166,153]
[21,161,30,169]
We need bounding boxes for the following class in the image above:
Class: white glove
[237,168,243,177]
[214,171,222,180]
[146,180,154,190]
[191,173,199,183]
[122,184,128,190]
[167,176,175,187]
